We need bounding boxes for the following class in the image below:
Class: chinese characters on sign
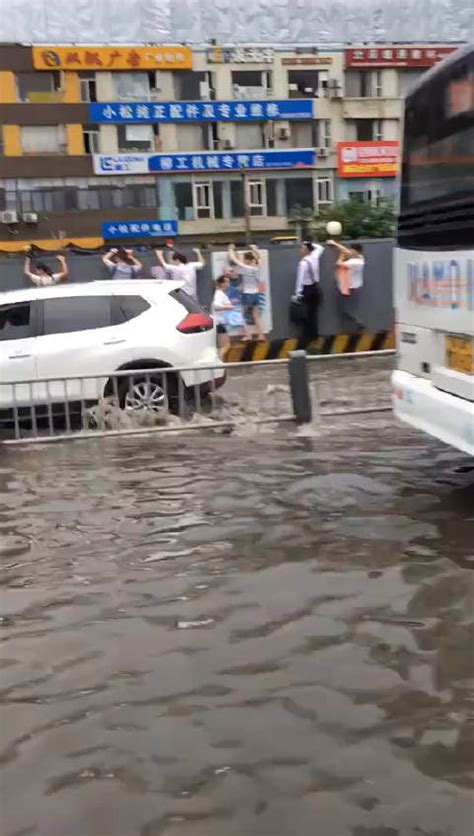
[32,45,192,71]
[88,99,313,123]
[102,220,178,239]
[337,142,399,178]
[345,46,456,68]
[93,149,315,175]
[207,47,274,64]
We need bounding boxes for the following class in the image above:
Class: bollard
[288,350,312,424]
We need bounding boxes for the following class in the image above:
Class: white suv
[0,279,224,418]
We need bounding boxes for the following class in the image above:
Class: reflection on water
[0,419,473,836]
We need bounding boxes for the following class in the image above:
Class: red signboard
[345,45,457,68]
[337,141,399,178]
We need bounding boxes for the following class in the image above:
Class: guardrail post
[288,350,312,424]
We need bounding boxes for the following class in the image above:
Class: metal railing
[0,350,394,445]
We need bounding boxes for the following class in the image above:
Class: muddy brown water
[1,415,473,836]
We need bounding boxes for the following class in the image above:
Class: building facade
[0,42,460,250]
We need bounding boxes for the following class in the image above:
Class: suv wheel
[120,374,167,413]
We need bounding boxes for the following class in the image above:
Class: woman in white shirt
[212,275,234,360]
[294,239,325,344]
[155,247,205,299]
[24,253,68,286]
[327,239,365,331]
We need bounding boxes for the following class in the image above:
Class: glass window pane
[230,180,243,217]
[0,303,32,341]
[267,180,277,215]
[213,182,223,219]
[43,297,112,336]
[175,183,193,221]
[286,178,313,212]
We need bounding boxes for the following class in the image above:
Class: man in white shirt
[293,239,325,344]
[328,240,365,332]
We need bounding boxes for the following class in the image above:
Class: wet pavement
[1,414,473,836]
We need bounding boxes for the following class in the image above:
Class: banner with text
[32,45,192,71]
[89,99,313,123]
[337,141,399,178]
[102,220,178,239]
[93,149,315,175]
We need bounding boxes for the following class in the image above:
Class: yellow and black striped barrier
[225,330,395,363]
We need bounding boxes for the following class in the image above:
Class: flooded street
[1,416,473,836]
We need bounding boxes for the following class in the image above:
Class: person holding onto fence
[212,275,234,361]
[227,243,265,342]
[24,251,68,286]
[155,247,205,299]
[327,239,365,332]
[102,247,142,279]
[292,238,324,344]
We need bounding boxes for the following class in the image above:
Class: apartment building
[0,41,459,249]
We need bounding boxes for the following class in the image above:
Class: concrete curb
[225,330,395,363]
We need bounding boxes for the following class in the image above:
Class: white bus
[392,45,474,456]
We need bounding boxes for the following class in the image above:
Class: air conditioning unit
[278,127,290,140]
[328,78,340,88]
[0,210,18,224]
[222,139,234,150]
[317,147,329,157]
[330,88,343,98]
[22,212,38,224]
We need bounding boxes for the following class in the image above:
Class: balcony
[342,97,402,120]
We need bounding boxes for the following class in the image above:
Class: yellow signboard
[32,45,192,71]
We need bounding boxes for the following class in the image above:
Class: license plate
[445,335,474,375]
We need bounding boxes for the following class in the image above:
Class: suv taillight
[177,313,213,334]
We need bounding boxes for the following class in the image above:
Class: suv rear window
[113,295,150,323]
[168,288,204,313]
[42,296,112,335]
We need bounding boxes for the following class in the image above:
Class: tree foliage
[289,198,396,241]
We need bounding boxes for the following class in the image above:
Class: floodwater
[1,417,473,836]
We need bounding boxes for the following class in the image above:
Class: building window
[79,72,97,103]
[213,182,223,219]
[288,69,327,98]
[353,119,385,141]
[83,125,100,154]
[349,189,382,205]
[114,72,151,100]
[317,177,333,207]
[20,125,66,155]
[266,180,278,215]
[315,119,331,149]
[230,180,244,217]
[292,121,314,148]
[232,70,272,99]
[398,69,425,98]
[193,181,213,219]
[247,180,266,216]
[285,178,314,213]
[345,70,383,98]
[174,182,194,221]
[16,71,62,102]
[174,70,215,101]
[117,124,158,152]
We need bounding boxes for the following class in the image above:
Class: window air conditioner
[278,127,290,140]
[222,139,234,150]
[0,210,18,224]
[22,212,38,223]
[330,88,342,98]
[317,147,329,157]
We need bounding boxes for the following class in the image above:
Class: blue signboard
[102,220,178,239]
[93,149,315,175]
[89,99,313,123]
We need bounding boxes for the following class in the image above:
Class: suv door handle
[103,338,126,346]
[9,353,32,359]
